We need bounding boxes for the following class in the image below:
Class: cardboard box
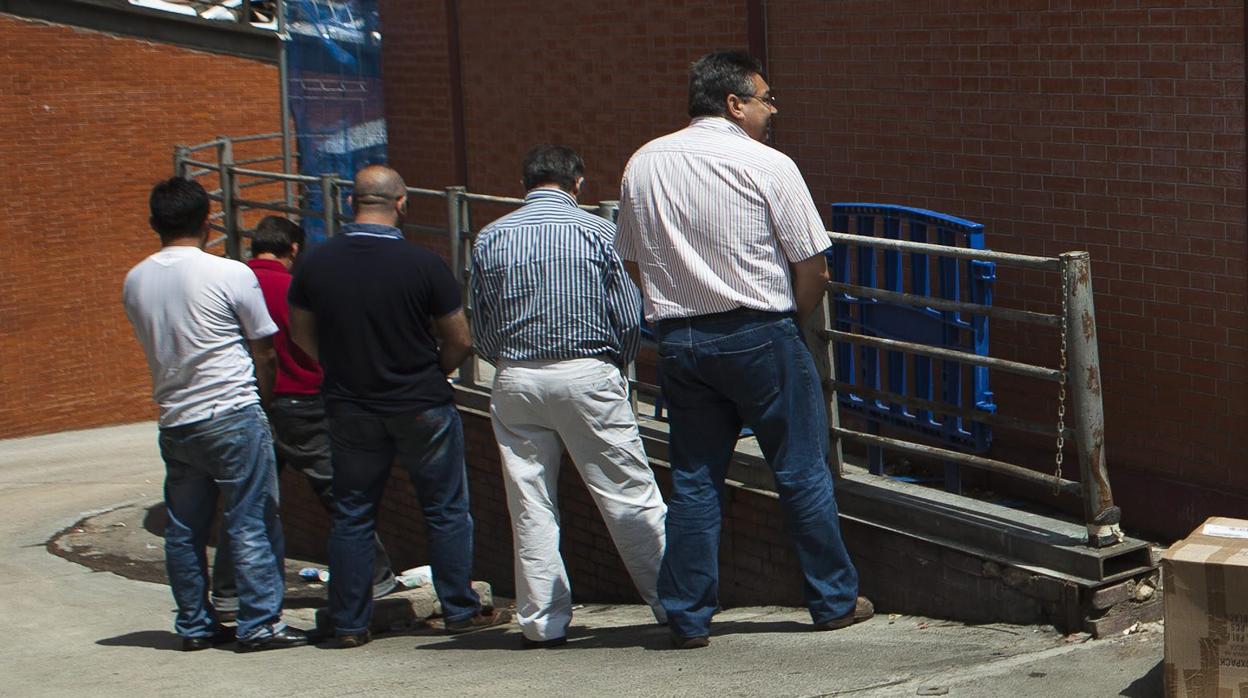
[1163,516,1248,697]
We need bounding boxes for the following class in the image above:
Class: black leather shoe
[335,630,371,649]
[521,635,568,649]
[669,632,710,650]
[181,626,235,652]
[235,626,309,653]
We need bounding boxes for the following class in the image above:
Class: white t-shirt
[123,246,277,427]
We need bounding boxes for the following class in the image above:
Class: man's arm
[288,305,318,362]
[434,308,473,375]
[249,336,277,407]
[605,252,644,367]
[790,253,830,323]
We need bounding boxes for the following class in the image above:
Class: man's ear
[291,242,301,258]
[397,194,408,216]
[725,93,747,121]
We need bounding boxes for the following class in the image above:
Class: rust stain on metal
[1086,365,1101,396]
[1087,427,1114,508]
[1075,261,1090,287]
[1081,309,1095,341]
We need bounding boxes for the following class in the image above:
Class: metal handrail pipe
[408,187,447,198]
[234,155,285,166]
[828,282,1063,328]
[462,192,525,205]
[832,427,1083,496]
[826,380,1073,439]
[822,329,1062,382]
[187,167,219,179]
[232,197,324,219]
[181,158,221,171]
[230,166,322,184]
[226,132,282,143]
[184,138,226,154]
[238,178,286,190]
[827,232,1061,271]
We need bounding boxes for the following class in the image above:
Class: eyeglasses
[736,92,777,108]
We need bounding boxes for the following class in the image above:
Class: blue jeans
[159,403,286,641]
[655,310,859,637]
[326,403,481,635]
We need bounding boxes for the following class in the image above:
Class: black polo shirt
[288,223,461,414]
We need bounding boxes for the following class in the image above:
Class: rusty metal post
[1061,252,1122,547]
[804,285,844,477]
[446,186,474,385]
[218,139,241,260]
[320,173,337,238]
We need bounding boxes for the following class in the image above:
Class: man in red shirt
[211,217,396,619]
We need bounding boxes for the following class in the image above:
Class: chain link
[1054,259,1069,495]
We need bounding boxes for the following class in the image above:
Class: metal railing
[173,135,1123,549]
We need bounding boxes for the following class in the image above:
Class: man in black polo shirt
[288,165,510,648]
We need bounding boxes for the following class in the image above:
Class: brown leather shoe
[814,596,874,631]
[445,607,512,634]
[670,632,710,650]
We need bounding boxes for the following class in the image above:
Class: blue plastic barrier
[828,204,996,492]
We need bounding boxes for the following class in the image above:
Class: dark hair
[688,50,764,118]
[250,216,305,257]
[148,177,209,239]
[522,145,584,192]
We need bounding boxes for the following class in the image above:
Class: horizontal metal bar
[408,187,446,198]
[181,158,220,170]
[827,232,1061,271]
[827,380,1072,439]
[833,427,1082,496]
[230,166,321,184]
[238,178,283,190]
[462,192,525,205]
[232,197,322,219]
[823,329,1062,382]
[234,154,283,166]
[828,282,1062,328]
[226,132,281,143]
[183,138,226,153]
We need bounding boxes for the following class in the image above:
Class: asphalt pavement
[0,422,1164,697]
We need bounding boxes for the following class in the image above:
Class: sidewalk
[0,422,1164,697]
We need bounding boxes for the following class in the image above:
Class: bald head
[350,165,407,224]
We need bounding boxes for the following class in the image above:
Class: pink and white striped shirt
[616,116,831,322]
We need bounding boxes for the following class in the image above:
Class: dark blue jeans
[655,310,859,638]
[159,403,286,641]
[212,395,395,608]
[326,403,480,635]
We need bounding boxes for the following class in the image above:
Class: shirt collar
[689,115,751,140]
[341,222,405,240]
[524,187,578,208]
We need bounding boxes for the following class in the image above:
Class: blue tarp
[285,0,386,242]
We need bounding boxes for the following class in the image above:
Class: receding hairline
[352,165,406,201]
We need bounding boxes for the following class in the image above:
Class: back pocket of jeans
[709,340,780,406]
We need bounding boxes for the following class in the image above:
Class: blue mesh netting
[285,0,386,242]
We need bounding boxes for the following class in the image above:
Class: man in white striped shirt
[616,50,872,649]
[471,145,667,648]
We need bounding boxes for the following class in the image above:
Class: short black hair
[148,177,209,240]
[688,50,764,118]
[522,145,584,192]
[250,216,305,257]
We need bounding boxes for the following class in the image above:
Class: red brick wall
[0,14,281,438]
[766,0,1246,537]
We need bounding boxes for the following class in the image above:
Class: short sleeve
[425,253,463,318]
[765,154,832,263]
[229,264,277,339]
[614,173,639,262]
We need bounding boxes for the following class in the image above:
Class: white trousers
[490,357,667,641]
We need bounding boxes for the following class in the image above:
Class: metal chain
[1054,258,1069,495]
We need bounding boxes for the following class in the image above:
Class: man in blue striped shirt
[470,145,667,649]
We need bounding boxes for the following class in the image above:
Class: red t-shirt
[247,258,323,396]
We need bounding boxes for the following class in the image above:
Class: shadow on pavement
[96,630,187,652]
[1120,659,1162,698]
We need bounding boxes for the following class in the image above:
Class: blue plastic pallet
[828,204,996,491]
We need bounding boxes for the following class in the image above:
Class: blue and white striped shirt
[470,188,643,366]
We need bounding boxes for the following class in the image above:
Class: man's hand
[289,306,318,362]
[249,336,277,407]
[434,308,473,375]
[790,253,831,323]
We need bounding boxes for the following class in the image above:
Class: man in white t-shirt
[122,177,308,652]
